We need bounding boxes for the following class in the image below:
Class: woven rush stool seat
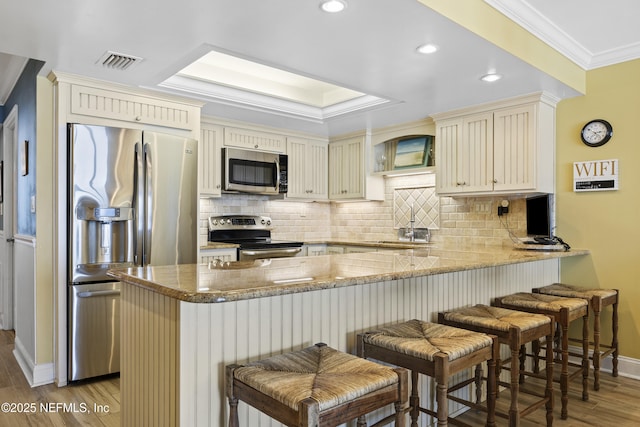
[439,304,554,427]
[358,319,499,427]
[493,292,589,420]
[226,343,408,427]
[533,283,619,390]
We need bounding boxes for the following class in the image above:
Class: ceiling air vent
[97,51,143,70]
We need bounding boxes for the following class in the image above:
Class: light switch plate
[31,195,36,213]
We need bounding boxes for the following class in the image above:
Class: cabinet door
[435,118,462,194]
[329,137,363,199]
[436,114,492,194]
[307,140,328,199]
[286,138,328,200]
[224,127,286,153]
[70,84,197,130]
[200,125,223,197]
[460,112,494,193]
[493,104,536,192]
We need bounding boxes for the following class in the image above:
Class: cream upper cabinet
[223,126,286,153]
[434,92,557,196]
[69,83,199,130]
[329,135,384,201]
[286,137,328,200]
[492,104,537,192]
[200,123,223,197]
[329,137,363,199]
[436,112,493,194]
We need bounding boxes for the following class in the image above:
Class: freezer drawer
[68,282,120,381]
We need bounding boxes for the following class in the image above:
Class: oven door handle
[241,248,302,257]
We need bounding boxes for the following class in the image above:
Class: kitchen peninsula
[110,245,588,427]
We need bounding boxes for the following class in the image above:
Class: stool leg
[357,415,367,426]
[545,327,554,427]
[612,296,619,377]
[519,344,526,384]
[410,370,420,427]
[226,365,239,427]
[592,298,602,391]
[487,346,498,427]
[560,316,569,420]
[582,313,590,401]
[436,380,448,426]
[435,355,449,427]
[509,346,520,426]
[228,397,239,427]
[474,364,483,404]
[532,339,541,373]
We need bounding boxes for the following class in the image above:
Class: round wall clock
[580,119,613,147]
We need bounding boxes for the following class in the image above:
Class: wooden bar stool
[533,283,619,390]
[439,304,554,427]
[226,343,408,427]
[493,293,589,420]
[358,319,499,427]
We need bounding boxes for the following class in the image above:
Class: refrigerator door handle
[77,289,121,298]
[143,142,153,266]
[135,142,144,266]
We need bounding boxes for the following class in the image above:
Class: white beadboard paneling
[122,259,560,427]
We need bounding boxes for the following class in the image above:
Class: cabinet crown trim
[430,91,559,121]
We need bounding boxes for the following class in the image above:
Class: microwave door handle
[274,159,280,191]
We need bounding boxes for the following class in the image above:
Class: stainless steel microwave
[222,147,288,195]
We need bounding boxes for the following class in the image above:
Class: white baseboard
[13,337,55,387]
[568,344,640,380]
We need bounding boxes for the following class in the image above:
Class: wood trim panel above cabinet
[70,84,198,130]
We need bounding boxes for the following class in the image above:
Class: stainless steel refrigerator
[67,123,197,381]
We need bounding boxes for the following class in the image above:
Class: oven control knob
[266,219,271,226]
[211,219,218,226]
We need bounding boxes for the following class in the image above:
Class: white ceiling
[1,0,639,137]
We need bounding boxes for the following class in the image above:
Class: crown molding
[157,74,393,124]
[484,0,640,70]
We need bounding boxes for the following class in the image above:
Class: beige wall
[557,59,640,360]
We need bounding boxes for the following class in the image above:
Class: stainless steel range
[208,215,303,261]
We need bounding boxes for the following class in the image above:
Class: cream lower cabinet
[286,137,328,200]
[329,136,384,201]
[199,123,223,197]
[434,92,557,196]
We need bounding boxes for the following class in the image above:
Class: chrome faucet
[406,203,416,242]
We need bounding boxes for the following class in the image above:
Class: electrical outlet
[497,199,509,216]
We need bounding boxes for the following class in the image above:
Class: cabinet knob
[456,181,466,186]
[254,144,259,149]
[135,116,142,122]
[492,179,498,184]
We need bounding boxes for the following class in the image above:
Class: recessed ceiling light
[480,73,502,82]
[416,44,438,54]
[320,0,347,13]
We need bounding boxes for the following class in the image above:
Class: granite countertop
[200,242,239,250]
[108,245,589,303]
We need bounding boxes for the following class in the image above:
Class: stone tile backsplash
[200,174,527,247]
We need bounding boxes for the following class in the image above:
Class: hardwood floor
[1,328,639,426]
[0,330,119,426]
